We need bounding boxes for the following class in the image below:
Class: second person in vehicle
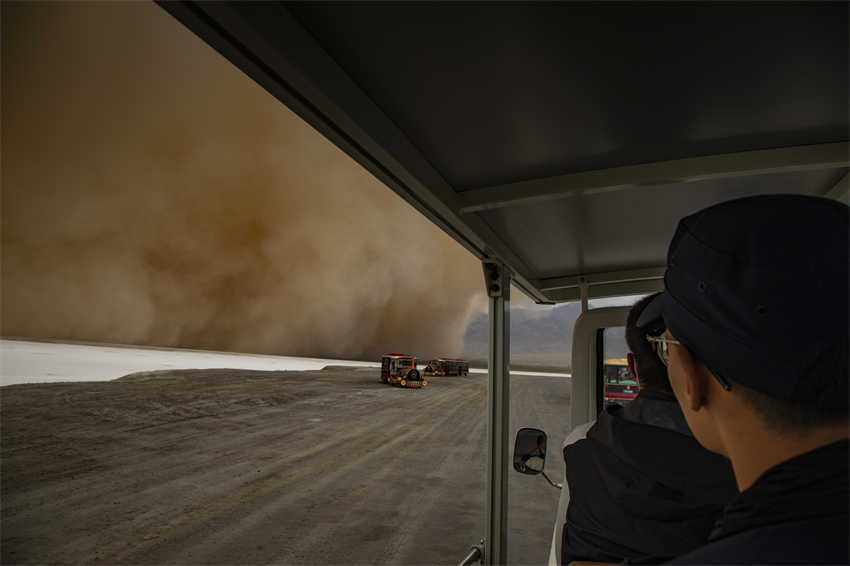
[558,293,738,565]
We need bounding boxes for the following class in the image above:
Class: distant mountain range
[462,302,628,371]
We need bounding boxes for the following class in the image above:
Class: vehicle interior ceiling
[158,2,849,307]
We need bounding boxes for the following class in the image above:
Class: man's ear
[676,345,709,412]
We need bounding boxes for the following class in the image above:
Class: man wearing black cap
[559,293,737,565]
[637,194,849,564]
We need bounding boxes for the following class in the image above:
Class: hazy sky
[1,1,527,360]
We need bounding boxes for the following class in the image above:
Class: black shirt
[669,439,849,564]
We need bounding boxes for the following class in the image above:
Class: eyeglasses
[646,334,733,391]
[646,335,681,366]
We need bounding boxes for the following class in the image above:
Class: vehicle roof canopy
[161,2,849,303]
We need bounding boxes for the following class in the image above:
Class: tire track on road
[263,378,485,565]
[153,378,485,564]
[96,376,483,564]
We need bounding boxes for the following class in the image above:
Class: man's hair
[626,294,673,394]
[731,340,849,434]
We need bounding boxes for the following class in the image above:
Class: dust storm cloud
[1,2,485,361]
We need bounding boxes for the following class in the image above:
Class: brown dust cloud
[1,2,490,362]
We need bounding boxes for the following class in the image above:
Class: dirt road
[1,367,571,565]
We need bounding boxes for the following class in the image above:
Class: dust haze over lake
[1,2,488,361]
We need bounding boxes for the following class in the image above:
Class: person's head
[638,195,849,454]
[625,292,672,394]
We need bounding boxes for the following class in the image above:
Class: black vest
[562,394,738,564]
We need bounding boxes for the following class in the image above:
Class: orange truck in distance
[380,354,427,388]
[603,357,638,403]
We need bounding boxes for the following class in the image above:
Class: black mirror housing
[513,427,547,475]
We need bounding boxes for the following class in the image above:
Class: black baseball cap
[638,194,849,409]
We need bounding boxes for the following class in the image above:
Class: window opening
[601,326,636,408]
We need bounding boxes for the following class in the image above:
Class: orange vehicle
[602,357,638,403]
[423,358,469,376]
[380,354,428,388]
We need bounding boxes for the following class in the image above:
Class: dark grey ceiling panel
[479,168,848,280]
[287,2,848,190]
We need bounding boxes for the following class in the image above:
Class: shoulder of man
[562,420,596,449]
[577,407,736,494]
[560,410,737,563]
[665,514,849,565]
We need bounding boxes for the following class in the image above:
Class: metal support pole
[482,261,511,565]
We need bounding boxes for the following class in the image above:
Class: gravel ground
[1,366,571,565]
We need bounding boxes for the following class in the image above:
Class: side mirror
[513,427,547,475]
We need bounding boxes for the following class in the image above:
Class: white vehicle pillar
[482,261,511,565]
